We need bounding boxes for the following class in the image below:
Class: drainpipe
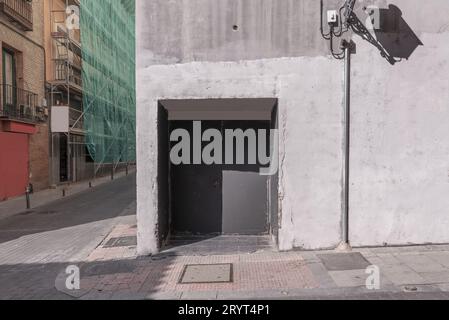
[339,40,352,251]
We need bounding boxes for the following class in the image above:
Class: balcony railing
[0,0,33,31]
[54,60,83,89]
[69,107,84,131]
[0,84,40,123]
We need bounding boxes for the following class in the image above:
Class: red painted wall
[0,132,29,201]
[2,121,37,135]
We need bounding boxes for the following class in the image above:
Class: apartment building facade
[45,0,135,186]
[44,0,90,185]
[0,0,48,200]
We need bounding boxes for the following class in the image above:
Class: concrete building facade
[0,0,48,200]
[136,0,449,254]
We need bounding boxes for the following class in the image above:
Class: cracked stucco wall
[136,0,449,254]
[349,0,449,246]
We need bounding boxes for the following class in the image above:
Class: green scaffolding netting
[80,0,136,165]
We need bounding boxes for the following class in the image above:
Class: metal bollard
[89,182,92,188]
[25,186,31,210]
[62,188,66,197]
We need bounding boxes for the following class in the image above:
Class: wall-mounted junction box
[327,10,338,27]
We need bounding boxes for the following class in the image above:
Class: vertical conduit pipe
[342,44,351,246]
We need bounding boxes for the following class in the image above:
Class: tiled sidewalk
[72,221,449,300]
[80,223,317,298]
[80,252,318,297]
[86,223,138,262]
[2,204,449,299]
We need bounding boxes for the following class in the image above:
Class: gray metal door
[221,120,269,235]
[169,120,270,235]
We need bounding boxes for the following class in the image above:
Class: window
[2,48,17,111]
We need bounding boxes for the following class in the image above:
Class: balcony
[0,84,42,124]
[0,0,33,31]
[52,59,83,93]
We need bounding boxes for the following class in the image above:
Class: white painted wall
[136,58,344,255]
[349,32,449,247]
[136,0,449,254]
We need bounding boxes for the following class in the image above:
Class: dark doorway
[159,99,279,246]
[169,120,271,235]
[170,121,223,234]
[59,134,68,182]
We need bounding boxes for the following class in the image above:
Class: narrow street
[0,174,136,299]
[1,173,449,300]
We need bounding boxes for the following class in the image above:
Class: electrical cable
[320,0,331,40]
[330,29,345,60]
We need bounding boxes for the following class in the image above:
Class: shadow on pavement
[0,174,136,244]
[0,254,174,300]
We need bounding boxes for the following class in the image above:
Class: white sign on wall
[51,106,70,133]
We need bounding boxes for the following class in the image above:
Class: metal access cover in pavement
[82,261,137,276]
[103,236,137,248]
[180,264,233,284]
[317,252,371,271]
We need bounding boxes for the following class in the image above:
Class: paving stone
[79,290,114,300]
[299,251,320,263]
[82,261,137,276]
[103,236,137,248]
[328,270,368,287]
[317,252,371,271]
[146,291,183,300]
[328,269,393,289]
[306,262,338,288]
[419,271,449,284]
[370,247,401,254]
[395,253,447,273]
[54,268,91,298]
[424,245,449,252]
[180,264,233,284]
[164,236,276,256]
[367,254,427,286]
[181,291,218,300]
[437,283,449,292]
[356,249,377,258]
[424,251,449,268]
[217,289,289,300]
[110,290,148,300]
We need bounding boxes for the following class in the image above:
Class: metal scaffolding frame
[49,0,83,184]
[80,0,136,179]
[48,0,136,185]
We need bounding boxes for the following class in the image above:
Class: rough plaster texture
[137,0,449,254]
[349,4,449,246]
[136,0,341,66]
[136,58,343,255]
